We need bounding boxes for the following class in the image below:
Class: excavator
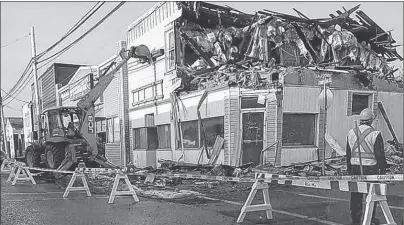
[24,45,152,172]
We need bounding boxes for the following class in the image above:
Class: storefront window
[201,117,224,147]
[181,120,199,148]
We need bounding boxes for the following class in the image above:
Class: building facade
[5,117,25,159]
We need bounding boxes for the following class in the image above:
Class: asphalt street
[1,173,403,225]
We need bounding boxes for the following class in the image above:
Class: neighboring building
[53,55,128,166]
[22,103,33,150]
[5,117,24,158]
[31,63,83,135]
[125,2,403,168]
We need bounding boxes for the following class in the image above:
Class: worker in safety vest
[346,108,387,225]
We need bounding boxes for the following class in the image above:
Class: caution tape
[254,173,404,182]
[4,161,403,182]
[75,167,403,182]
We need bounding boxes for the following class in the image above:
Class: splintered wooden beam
[370,30,394,42]
[180,31,216,68]
[292,23,318,63]
[356,10,396,44]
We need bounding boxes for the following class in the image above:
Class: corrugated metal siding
[105,143,122,166]
[41,68,56,110]
[104,76,120,117]
[283,86,321,113]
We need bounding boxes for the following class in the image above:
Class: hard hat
[359,108,374,121]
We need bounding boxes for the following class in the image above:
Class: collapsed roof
[175,2,403,93]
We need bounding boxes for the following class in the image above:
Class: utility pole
[0,96,9,156]
[30,26,42,139]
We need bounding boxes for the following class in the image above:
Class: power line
[3,59,33,102]
[36,2,105,59]
[4,104,21,112]
[37,2,126,66]
[3,68,33,105]
[1,33,29,48]
[4,2,105,103]
[1,89,30,104]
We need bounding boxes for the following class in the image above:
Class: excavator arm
[77,45,151,163]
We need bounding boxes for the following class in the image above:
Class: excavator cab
[41,107,82,141]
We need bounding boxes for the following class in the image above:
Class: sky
[1,1,403,117]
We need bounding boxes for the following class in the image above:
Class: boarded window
[181,120,199,148]
[282,114,315,146]
[201,117,224,148]
[157,124,171,149]
[241,96,266,109]
[352,93,371,115]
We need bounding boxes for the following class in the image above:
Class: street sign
[318,77,332,85]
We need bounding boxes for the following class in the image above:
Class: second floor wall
[126,2,182,110]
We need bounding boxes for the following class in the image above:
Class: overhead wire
[1,33,30,48]
[5,1,104,102]
[4,105,22,111]
[3,71,33,106]
[5,2,125,105]
[37,2,126,66]
[1,89,30,104]
[36,2,105,59]
[4,2,108,104]
[3,59,33,102]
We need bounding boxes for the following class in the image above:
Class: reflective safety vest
[347,124,380,166]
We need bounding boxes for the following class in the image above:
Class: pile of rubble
[254,156,349,176]
[385,141,403,174]
[174,2,402,94]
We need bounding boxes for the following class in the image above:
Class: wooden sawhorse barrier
[237,174,397,225]
[108,172,139,204]
[6,163,36,185]
[1,159,14,173]
[63,170,91,198]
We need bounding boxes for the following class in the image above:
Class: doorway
[242,112,264,165]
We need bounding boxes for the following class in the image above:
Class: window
[147,127,158,150]
[133,128,147,149]
[151,12,155,28]
[144,86,153,100]
[133,127,158,150]
[101,120,106,132]
[107,118,114,143]
[181,120,199,148]
[114,117,120,142]
[132,92,139,104]
[166,30,175,71]
[106,117,120,143]
[201,117,224,147]
[157,124,171,149]
[156,82,163,97]
[282,114,316,146]
[241,96,266,109]
[352,93,371,115]
[157,7,161,23]
[163,3,168,19]
[132,81,164,106]
[138,90,145,102]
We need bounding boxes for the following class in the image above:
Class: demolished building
[126,1,403,168]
